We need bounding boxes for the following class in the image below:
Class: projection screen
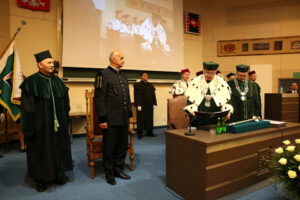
[62,0,184,72]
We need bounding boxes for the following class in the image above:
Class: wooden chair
[167,95,189,129]
[130,103,137,130]
[85,89,135,179]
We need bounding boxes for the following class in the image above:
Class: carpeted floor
[0,128,285,200]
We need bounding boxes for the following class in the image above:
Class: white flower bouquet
[270,139,300,199]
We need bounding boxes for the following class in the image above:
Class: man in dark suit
[286,82,299,94]
[94,51,133,185]
[286,82,300,122]
[134,72,157,139]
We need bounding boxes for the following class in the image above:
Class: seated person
[286,82,299,94]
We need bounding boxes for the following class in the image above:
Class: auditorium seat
[167,95,189,129]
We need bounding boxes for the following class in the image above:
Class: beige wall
[201,0,300,92]
[183,0,203,76]
[0,0,10,51]
[7,0,300,133]
[9,0,61,76]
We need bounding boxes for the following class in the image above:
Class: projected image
[63,0,184,72]
[107,10,170,54]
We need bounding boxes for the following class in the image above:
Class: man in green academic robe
[20,50,73,192]
[184,62,233,126]
[227,65,260,122]
[249,70,262,118]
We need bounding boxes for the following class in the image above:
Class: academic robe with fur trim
[227,79,260,122]
[184,75,233,126]
[170,80,189,97]
[20,72,73,181]
[134,81,157,131]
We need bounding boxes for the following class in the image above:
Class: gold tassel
[54,116,60,132]
[99,76,102,88]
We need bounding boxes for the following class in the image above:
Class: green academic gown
[227,79,260,122]
[20,72,73,181]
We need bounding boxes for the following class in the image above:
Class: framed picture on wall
[253,43,270,51]
[291,41,300,49]
[222,43,237,54]
[185,12,201,35]
[242,43,249,51]
[218,36,300,56]
[274,41,282,50]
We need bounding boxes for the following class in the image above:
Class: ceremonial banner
[185,12,201,35]
[0,41,23,121]
[17,0,50,12]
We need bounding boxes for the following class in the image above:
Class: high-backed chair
[85,89,135,178]
[130,103,137,130]
[167,95,189,129]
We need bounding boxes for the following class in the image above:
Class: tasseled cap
[203,62,219,70]
[34,50,52,63]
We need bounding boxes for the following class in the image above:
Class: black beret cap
[34,50,52,63]
[226,72,236,78]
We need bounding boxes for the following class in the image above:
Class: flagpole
[0,20,26,60]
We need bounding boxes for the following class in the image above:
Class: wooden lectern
[265,93,299,122]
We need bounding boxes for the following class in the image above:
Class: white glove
[137,106,142,111]
[153,105,157,109]
[0,113,4,122]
